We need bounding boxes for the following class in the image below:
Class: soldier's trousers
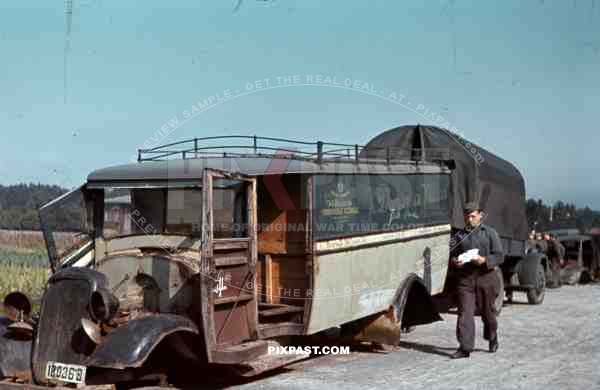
[456,270,498,352]
[548,258,562,288]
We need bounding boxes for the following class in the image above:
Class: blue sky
[1,0,599,208]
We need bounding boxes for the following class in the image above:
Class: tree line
[0,184,74,230]
[525,198,600,233]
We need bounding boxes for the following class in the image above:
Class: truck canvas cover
[362,125,528,241]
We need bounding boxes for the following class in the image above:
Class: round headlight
[89,288,119,323]
[3,291,32,322]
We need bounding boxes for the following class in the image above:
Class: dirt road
[226,284,599,390]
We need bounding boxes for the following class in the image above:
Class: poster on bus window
[313,174,450,240]
[313,175,369,238]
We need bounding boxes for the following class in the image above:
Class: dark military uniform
[555,239,565,260]
[451,223,504,353]
[526,239,539,254]
[546,238,565,288]
[535,239,548,254]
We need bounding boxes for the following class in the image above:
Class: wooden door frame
[200,168,258,361]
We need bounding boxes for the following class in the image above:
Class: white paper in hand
[457,248,479,264]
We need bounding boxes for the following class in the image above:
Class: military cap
[463,201,481,214]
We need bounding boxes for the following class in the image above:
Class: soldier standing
[527,231,538,254]
[544,232,564,288]
[535,232,548,254]
[450,202,504,359]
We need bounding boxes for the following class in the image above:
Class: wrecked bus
[1,135,454,388]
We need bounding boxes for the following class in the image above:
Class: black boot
[489,337,499,353]
[451,349,470,359]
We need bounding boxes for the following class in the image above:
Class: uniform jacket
[450,223,505,274]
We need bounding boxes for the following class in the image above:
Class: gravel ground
[217,284,599,390]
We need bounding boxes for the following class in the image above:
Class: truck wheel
[527,263,546,304]
[494,267,504,315]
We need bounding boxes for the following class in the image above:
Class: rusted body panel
[94,252,200,314]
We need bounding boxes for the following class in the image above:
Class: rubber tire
[527,263,546,305]
[494,267,504,316]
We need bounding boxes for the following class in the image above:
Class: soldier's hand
[474,255,486,266]
[451,257,463,268]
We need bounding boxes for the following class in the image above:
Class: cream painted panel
[307,224,450,334]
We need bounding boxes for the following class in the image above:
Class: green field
[0,247,49,313]
[0,247,48,267]
[0,262,47,313]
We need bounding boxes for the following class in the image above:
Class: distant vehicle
[1,135,455,388]
[547,228,581,239]
[558,234,600,285]
[362,125,549,311]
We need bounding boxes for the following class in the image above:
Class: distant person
[544,232,563,288]
[449,202,504,359]
[527,231,538,254]
[552,234,565,266]
[535,232,548,254]
[546,233,565,263]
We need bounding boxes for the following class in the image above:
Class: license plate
[45,361,87,384]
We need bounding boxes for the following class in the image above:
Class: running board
[211,340,269,364]
[230,341,310,377]
[258,322,304,338]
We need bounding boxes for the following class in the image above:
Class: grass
[0,230,89,317]
[0,228,79,253]
[0,230,53,314]
[0,229,46,251]
[0,229,83,312]
[0,247,48,267]
[0,263,48,315]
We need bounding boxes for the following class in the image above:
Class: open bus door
[199,169,263,363]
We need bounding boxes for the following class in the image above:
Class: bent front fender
[86,314,199,370]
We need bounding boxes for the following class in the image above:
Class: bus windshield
[103,179,247,240]
[38,186,94,269]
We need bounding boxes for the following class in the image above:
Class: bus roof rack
[137,135,451,165]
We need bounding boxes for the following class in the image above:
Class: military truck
[558,233,600,284]
[361,125,548,311]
